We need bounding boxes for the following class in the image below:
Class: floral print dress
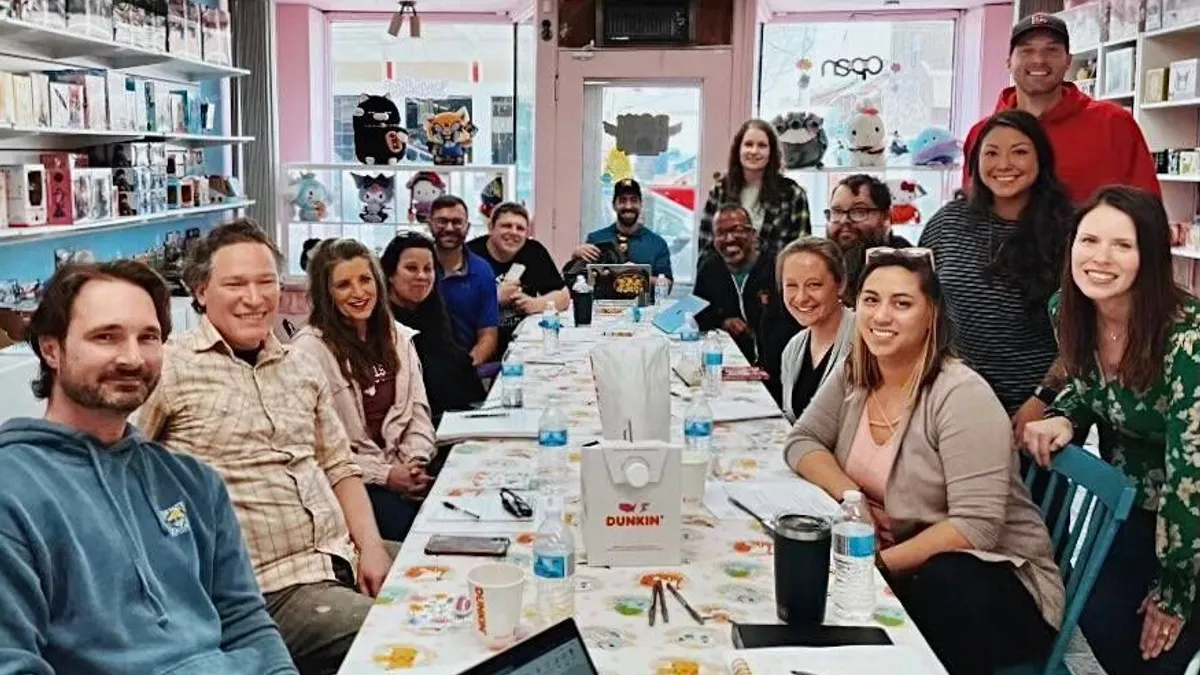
[1049,294,1200,619]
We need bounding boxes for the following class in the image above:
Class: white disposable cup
[681,450,710,506]
[467,562,526,647]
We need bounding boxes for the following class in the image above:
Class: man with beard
[825,174,910,305]
[428,194,499,365]
[0,261,296,674]
[569,178,673,282]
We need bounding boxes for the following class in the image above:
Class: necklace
[867,391,903,441]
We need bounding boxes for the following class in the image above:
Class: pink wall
[276,4,329,164]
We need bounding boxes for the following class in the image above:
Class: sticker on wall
[602,113,683,156]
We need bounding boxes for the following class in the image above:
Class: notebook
[651,294,711,334]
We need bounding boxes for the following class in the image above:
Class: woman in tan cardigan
[293,238,436,542]
[784,248,1063,675]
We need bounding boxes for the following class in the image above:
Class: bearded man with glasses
[825,174,912,305]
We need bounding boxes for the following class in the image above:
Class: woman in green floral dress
[1025,186,1200,675]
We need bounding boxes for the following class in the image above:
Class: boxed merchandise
[184,0,200,58]
[66,0,113,39]
[113,1,135,44]
[104,72,131,130]
[1105,0,1141,40]
[1104,46,1135,97]
[166,0,184,54]
[1164,0,1200,27]
[144,80,169,132]
[30,72,49,127]
[1169,59,1199,100]
[1060,3,1103,52]
[47,82,71,128]
[168,90,187,133]
[1180,150,1200,176]
[1145,68,1169,103]
[12,75,33,127]
[41,152,82,225]
[0,165,48,227]
[22,0,68,28]
[71,169,93,223]
[152,5,167,51]
[581,440,682,567]
[48,70,107,129]
[194,175,209,205]
[1146,0,1164,29]
[0,72,14,126]
[0,173,8,229]
[91,168,114,220]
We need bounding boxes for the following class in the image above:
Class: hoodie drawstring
[87,443,170,627]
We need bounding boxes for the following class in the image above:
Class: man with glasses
[428,194,499,366]
[825,174,911,305]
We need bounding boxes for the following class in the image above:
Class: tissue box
[581,440,682,567]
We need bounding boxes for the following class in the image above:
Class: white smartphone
[503,263,526,283]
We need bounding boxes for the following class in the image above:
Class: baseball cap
[1010,13,1070,52]
[613,178,642,201]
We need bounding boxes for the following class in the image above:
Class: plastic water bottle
[500,348,524,408]
[832,490,876,621]
[655,274,670,305]
[541,305,561,356]
[680,312,701,374]
[537,395,569,491]
[533,494,576,625]
[701,332,723,397]
[683,393,714,455]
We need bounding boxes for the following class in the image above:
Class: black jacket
[693,249,781,366]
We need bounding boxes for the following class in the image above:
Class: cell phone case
[424,535,511,557]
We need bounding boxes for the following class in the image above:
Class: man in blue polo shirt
[429,194,499,365]
[569,178,673,280]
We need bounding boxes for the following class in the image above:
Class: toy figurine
[891,127,962,167]
[424,107,475,166]
[351,173,394,224]
[772,111,827,169]
[406,170,445,224]
[887,179,926,225]
[352,93,408,165]
[288,172,328,222]
[479,175,504,220]
[847,100,886,167]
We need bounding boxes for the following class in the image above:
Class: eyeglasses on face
[430,217,468,229]
[864,246,936,272]
[714,226,755,241]
[824,207,883,224]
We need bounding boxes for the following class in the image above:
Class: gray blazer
[783,359,1064,629]
[780,306,856,422]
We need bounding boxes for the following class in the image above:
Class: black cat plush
[352,93,409,165]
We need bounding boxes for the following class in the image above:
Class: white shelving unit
[0,200,255,244]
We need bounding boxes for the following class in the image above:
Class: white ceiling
[275,0,530,13]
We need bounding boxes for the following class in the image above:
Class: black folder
[731,623,893,649]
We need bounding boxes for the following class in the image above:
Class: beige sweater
[783,359,1065,629]
[292,323,435,486]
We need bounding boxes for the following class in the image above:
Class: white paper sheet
[428,491,535,523]
[435,409,542,442]
[711,399,784,423]
[713,480,842,522]
[726,645,938,675]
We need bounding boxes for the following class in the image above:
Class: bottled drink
[680,312,701,375]
[683,393,714,455]
[500,348,524,408]
[832,490,876,621]
[654,274,670,305]
[541,305,561,356]
[701,332,723,397]
[537,395,569,491]
[533,494,576,624]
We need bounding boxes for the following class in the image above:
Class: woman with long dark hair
[697,119,811,264]
[1025,187,1200,675]
[380,232,486,425]
[919,109,1074,434]
[292,238,435,541]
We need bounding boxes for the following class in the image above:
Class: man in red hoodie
[962,13,1160,204]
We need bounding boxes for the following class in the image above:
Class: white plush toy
[847,99,887,167]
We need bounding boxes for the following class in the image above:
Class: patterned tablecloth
[338,309,949,675]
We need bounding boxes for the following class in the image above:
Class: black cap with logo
[612,178,642,201]
[1010,12,1070,52]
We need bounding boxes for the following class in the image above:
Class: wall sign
[821,56,885,81]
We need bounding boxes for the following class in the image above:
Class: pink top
[843,409,901,548]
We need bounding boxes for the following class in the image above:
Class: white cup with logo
[467,562,526,647]
[680,450,710,507]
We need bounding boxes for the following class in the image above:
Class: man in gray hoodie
[0,260,296,675]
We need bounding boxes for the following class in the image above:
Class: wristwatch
[1033,385,1058,406]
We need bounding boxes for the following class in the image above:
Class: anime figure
[772,111,827,169]
[424,108,475,166]
[846,99,886,167]
[406,171,445,224]
[352,93,408,165]
[288,172,329,222]
[479,175,504,220]
[351,173,394,224]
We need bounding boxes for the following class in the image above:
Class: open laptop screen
[459,618,599,675]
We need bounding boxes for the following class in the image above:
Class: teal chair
[998,444,1137,675]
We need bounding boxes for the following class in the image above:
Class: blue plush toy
[891,127,962,167]
[289,172,328,222]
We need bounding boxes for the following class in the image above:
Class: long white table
[337,310,949,675]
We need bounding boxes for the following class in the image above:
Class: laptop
[586,263,652,305]
[459,618,600,675]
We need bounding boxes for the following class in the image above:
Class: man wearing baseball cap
[568,178,673,280]
[962,12,1159,204]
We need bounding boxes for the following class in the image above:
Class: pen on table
[666,582,705,625]
[727,496,776,536]
[463,411,510,418]
[442,501,481,520]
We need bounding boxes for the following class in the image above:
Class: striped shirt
[135,317,361,594]
[919,200,1058,414]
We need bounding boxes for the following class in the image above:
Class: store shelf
[0,199,255,244]
[288,162,515,173]
[1141,97,1200,110]
[1159,174,1200,183]
[0,16,249,82]
[1144,19,1200,40]
[0,125,143,149]
[1172,247,1200,260]
[1071,45,1099,57]
[151,133,255,148]
[1102,35,1138,49]
[1098,91,1136,101]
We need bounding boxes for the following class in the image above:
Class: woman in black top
[381,232,486,426]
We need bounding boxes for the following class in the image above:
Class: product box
[0,165,48,227]
[0,172,9,229]
[112,1,134,44]
[184,0,200,58]
[12,75,33,127]
[66,0,113,39]
[168,90,187,133]
[581,441,682,567]
[1169,59,1200,100]
[1180,150,1200,176]
[29,73,49,127]
[166,0,185,54]
[1164,0,1200,27]
[0,72,15,126]
[1105,0,1142,40]
[41,152,84,225]
[104,71,129,130]
[1145,68,1169,103]
[1146,0,1164,29]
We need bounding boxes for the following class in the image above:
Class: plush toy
[406,171,445,224]
[479,175,504,220]
[887,179,927,225]
[891,127,961,167]
[772,112,827,169]
[288,172,328,222]
[847,100,886,167]
[351,173,394,224]
[424,108,476,166]
[352,93,408,166]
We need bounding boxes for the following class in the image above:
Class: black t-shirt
[791,341,833,419]
[466,236,565,343]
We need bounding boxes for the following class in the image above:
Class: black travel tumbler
[773,514,832,625]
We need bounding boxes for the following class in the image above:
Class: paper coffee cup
[681,450,710,506]
[467,562,526,646]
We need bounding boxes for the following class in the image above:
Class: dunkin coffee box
[581,440,682,567]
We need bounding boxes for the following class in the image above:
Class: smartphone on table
[424,535,511,557]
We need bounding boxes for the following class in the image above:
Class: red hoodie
[962,83,1161,204]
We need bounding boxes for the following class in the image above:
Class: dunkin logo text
[473,586,487,633]
[606,502,661,527]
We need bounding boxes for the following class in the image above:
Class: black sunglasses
[500,487,533,519]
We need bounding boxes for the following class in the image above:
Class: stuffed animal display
[772,111,827,169]
[406,171,446,224]
[847,100,886,167]
[424,108,476,166]
[351,173,395,224]
[352,94,409,166]
[289,172,329,222]
[887,179,926,225]
[890,127,961,167]
[479,175,504,220]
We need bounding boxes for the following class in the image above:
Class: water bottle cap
[572,276,592,293]
[842,490,863,503]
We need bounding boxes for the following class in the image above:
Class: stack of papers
[435,409,542,443]
[711,399,782,423]
[706,480,841,521]
[726,646,937,675]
